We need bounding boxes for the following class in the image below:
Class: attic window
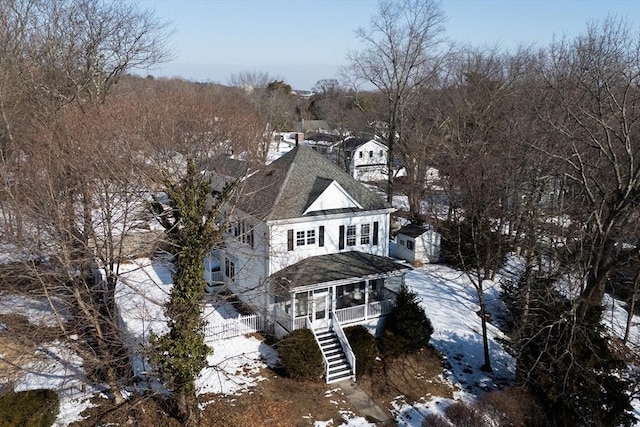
[369,150,373,158]
[359,151,363,158]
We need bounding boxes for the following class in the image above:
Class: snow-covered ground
[3,255,638,426]
[1,149,638,425]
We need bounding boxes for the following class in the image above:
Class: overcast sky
[135,0,640,90]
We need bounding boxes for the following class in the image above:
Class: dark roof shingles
[271,251,410,292]
[235,145,389,221]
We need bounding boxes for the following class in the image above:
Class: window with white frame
[306,229,316,244]
[346,225,357,246]
[296,231,306,246]
[407,240,415,250]
[293,229,318,247]
[361,223,370,244]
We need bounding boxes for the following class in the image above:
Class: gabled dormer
[303,178,363,215]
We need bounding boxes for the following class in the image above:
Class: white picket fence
[204,313,264,341]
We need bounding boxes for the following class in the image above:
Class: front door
[312,290,330,328]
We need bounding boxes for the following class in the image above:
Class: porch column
[364,280,369,320]
[291,295,296,331]
[330,285,336,315]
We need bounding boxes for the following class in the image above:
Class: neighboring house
[205,145,410,382]
[344,137,388,182]
[395,223,441,265]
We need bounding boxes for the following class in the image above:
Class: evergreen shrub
[344,325,378,377]
[0,389,59,427]
[276,329,324,381]
[382,285,433,355]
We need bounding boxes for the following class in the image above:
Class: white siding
[223,219,270,311]
[395,230,441,264]
[304,181,361,214]
[268,210,391,276]
[350,140,388,182]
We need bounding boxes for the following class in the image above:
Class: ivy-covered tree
[149,160,231,424]
[383,284,433,354]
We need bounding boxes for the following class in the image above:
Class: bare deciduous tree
[346,0,446,202]
[534,17,640,325]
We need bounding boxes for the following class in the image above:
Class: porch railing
[210,271,224,283]
[333,298,395,324]
[275,297,396,333]
[367,299,395,317]
[330,314,356,380]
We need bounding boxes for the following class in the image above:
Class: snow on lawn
[116,258,280,396]
[116,257,281,398]
[391,264,516,425]
[0,294,69,327]
[3,252,638,426]
[16,342,101,427]
[0,294,99,427]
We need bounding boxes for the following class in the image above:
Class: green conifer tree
[384,284,434,354]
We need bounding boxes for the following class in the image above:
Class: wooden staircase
[315,328,354,383]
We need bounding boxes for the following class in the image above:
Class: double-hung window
[361,224,370,244]
[306,229,316,245]
[289,229,318,249]
[296,231,306,246]
[346,225,357,246]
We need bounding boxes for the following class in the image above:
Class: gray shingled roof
[234,145,390,221]
[343,136,387,151]
[397,223,434,238]
[270,251,411,293]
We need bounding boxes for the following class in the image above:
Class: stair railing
[307,316,329,376]
[330,313,356,380]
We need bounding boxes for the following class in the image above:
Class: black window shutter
[319,226,325,247]
[287,229,293,251]
[339,225,345,250]
[373,222,379,245]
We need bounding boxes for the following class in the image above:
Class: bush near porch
[344,325,379,377]
[380,284,434,355]
[276,329,324,382]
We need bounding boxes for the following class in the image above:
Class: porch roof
[270,251,411,294]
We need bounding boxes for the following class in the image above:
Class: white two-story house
[344,136,389,182]
[205,145,410,382]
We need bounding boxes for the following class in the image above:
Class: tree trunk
[176,389,199,426]
[477,281,493,372]
[623,268,640,344]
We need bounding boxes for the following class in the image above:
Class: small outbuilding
[395,223,441,265]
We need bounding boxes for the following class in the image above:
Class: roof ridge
[266,147,298,221]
